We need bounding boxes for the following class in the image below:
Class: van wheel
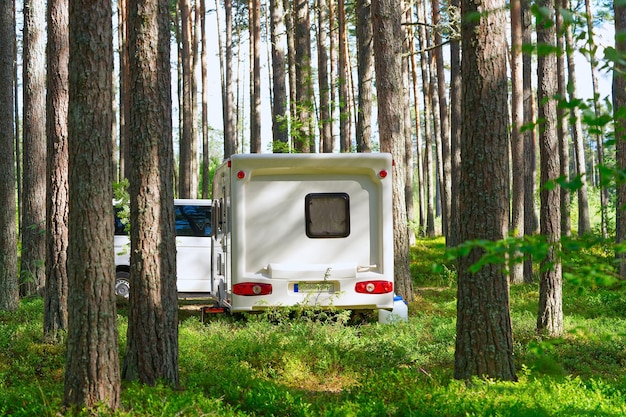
[115,270,130,299]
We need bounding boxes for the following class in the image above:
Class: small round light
[237,170,245,179]
[366,282,375,293]
[379,170,388,179]
[252,284,262,295]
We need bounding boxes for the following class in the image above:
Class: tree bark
[44,0,70,339]
[556,6,570,237]
[271,0,289,150]
[448,0,461,247]
[356,0,373,153]
[565,0,591,236]
[537,0,563,337]
[338,0,350,152]
[585,0,608,238]
[522,0,537,284]
[65,0,120,408]
[179,0,194,196]
[249,0,261,153]
[123,0,179,386]
[455,0,516,381]
[317,0,332,153]
[294,0,313,152]
[432,0,451,242]
[417,0,435,237]
[510,0,524,284]
[614,0,626,278]
[0,0,19,312]
[22,0,47,297]
[371,0,413,301]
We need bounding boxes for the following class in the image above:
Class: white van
[114,199,216,298]
[212,153,395,312]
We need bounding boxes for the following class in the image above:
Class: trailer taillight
[233,282,272,296]
[355,280,393,294]
[237,170,246,179]
[379,169,388,179]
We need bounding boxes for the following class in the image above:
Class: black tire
[115,270,130,299]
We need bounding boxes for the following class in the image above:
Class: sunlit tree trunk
[614,0,626,278]
[123,0,179,386]
[22,0,47,297]
[408,1,425,236]
[201,0,209,197]
[565,0,590,236]
[522,0,537,284]
[328,0,336,152]
[585,0,608,238]
[249,0,261,153]
[338,0,350,152]
[44,0,69,340]
[271,0,288,150]
[316,0,332,152]
[432,0,451,242]
[118,0,130,180]
[0,0,19,312]
[179,0,194,197]
[372,0,413,301]
[294,0,313,152]
[417,0,435,237]
[537,0,563,337]
[402,1,415,246]
[285,0,297,146]
[448,0,461,247]
[220,0,236,158]
[356,0,373,153]
[65,0,120,407]
[510,0,524,284]
[556,5,570,237]
[455,0,516,380]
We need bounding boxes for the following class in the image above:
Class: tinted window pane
[175,205,212,237]
[305,193,350,238]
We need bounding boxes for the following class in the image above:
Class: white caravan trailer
[114,199,216,298]
[211,153,395,313]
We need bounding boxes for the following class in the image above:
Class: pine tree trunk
[356,0,373,153]
[417,0,435,237]
[371,0,413,302]
[44,0,69,339]
[448,0,461,247]
[565,0,591,236]
[614,0,626,278]
[0,0,19,312]
[556,6,570,237]
[21,0,47,297]
[432,0,451,241]
[294,0,313,152]
[65,0,120,407]
[250,0,261,153]
[522,0,537,284]
[271,0,289,150]
[338,0,350,152]
[537,0,563,337]
[123,0,179,386]
[179,0,194,197]
[455,0,516,381]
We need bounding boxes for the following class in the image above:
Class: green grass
[1,238,626,415]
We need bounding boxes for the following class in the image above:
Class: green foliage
[3,238,626,415]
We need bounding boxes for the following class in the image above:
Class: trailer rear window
[305,193,350,238]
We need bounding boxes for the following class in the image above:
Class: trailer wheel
[115,270,130,299]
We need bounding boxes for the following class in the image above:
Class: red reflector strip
[355,280,393,294]
[233,282,273,296]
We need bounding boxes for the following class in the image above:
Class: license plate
[294,282,335,293]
